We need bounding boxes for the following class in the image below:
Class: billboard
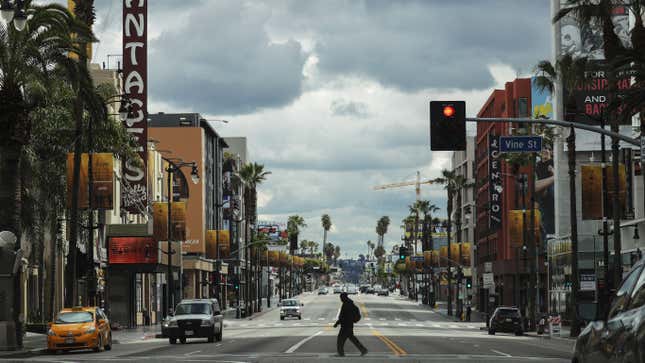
[66,153,115,209]
[122,0,148,213]
[109,237,157,264]
[152,201,187,242]
[581,164,628,220]
[206,230,231,259]
[257,222,287,242]
[508,209,541,247]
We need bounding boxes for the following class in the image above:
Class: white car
[279,299,303,320]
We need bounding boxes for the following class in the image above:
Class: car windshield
[55,311,93,324]
[175,303,212,315]
[282,300,298,306]
[497,309,520,318]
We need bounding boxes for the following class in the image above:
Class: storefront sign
[580,273,596,291]
[488,134,502,229]
[122,0,148,213]
[109,237,157,264]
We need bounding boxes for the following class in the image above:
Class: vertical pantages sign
[122,0,148,213]
[488,134,502,230]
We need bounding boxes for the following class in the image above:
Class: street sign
[499,136,543,153]
[483,273,494,288]
[412,256,424,262]
[484,262,492,273]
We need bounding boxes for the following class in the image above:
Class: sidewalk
[0,332,48,359]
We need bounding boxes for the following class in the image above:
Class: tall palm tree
[375,216,390,247]
[0,1,95,338]
[321,214,332,262]
[324,242,335,263]
[433,170,459,316]
[287,214,307,250]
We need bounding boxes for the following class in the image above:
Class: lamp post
[164,159,199,318]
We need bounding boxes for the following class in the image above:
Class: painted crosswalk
[226,319,482,330]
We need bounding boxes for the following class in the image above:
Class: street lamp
[164,158,199,318]
[1,0,27,31]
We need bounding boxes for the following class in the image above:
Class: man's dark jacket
[337,299,358,331]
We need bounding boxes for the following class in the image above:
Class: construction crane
[372,171,436,201]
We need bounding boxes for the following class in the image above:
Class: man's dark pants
[337,326,366,356]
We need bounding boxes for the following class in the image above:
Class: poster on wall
[121,0,148,214]
[581,164,629,220]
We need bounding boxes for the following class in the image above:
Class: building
[474,78,547,321]
[149,113,228,304]
[450,136,476,307]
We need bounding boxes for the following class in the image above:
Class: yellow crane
[372,171,436,201]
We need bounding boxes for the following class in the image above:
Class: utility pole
[568,127,581,338]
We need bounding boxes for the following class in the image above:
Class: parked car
[318,287,329,295]
[162,299,223,344]
[377,287,389,296]
[572,257,645,363]
[488,306,523,336]
[347,285,358,295]
[333,285,343,294]
[366,286,375,294]
[359,284,370,293]
[279,299,303,320]
[47,306,112,353]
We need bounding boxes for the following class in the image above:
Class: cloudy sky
[86,0,552,258]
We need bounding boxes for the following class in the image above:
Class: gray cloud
[331,99,370,118]
[271,0,551,92]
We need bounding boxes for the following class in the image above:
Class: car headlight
[85,326,96,334]
[201,319,212,327]
[164,320,178,327]
[47,329,56,336]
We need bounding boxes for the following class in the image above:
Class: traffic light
[231,276,240,290]
[430,101,466,151]
[398,246,408,261]
[466,277,472,289]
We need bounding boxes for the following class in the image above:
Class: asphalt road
[2,292,575,362]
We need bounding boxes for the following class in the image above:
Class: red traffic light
[443,105,455,117]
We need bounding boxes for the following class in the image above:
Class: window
[175,303,213,315]
[608,266,643,319]
[518,98,529,117]
[55,312,93,324]
[628,266,645,310]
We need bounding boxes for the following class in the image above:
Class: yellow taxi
[47,307,112,353]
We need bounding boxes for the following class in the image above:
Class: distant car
[333,286,342,294]
[318,287,328,295]
[347,286,358,295]
[377,288,389,296]
[47,306,112,353]
[572,257,645,363]
[488,307,523,336]
[359,285,369,293]
[163,299,223,344]
[366,286,375,294]
[279,299,303,320]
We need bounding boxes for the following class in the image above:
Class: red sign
[109,237,157,264]
[121,0,148,213]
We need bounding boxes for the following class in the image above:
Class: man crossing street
[334,292,368,357]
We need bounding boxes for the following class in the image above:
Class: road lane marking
[491,349,512,357]
[304,318,311,321]
[379,318,385,321]
[415,324,423,327]
[185,350,201,356]
[395,318,401,321]
[285,330,323,353]
[432,324,441,328]
[371,329,407,356]
[318,318,325,321]
[450,325,459,328]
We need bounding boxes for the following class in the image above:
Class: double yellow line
[358,301,406,356]
[372,329,407,356]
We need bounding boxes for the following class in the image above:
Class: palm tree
[287,215,307,251]
[324,242,335,263]
[0,1,96,335]
[375,216,390,248]
[321,214,332,262]
[433,170,459,316]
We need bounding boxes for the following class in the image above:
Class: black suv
[573,257,645,363]
[488,306,523,336]
[162,299,223,344]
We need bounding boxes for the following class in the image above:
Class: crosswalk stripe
[379,318,385,321]
[415,324,423,327]
[318,318,325,321]
[432,324,441,328]
[304,318,311,321]
[450,325,459,328]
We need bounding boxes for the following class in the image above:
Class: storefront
[106,224,180,328]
